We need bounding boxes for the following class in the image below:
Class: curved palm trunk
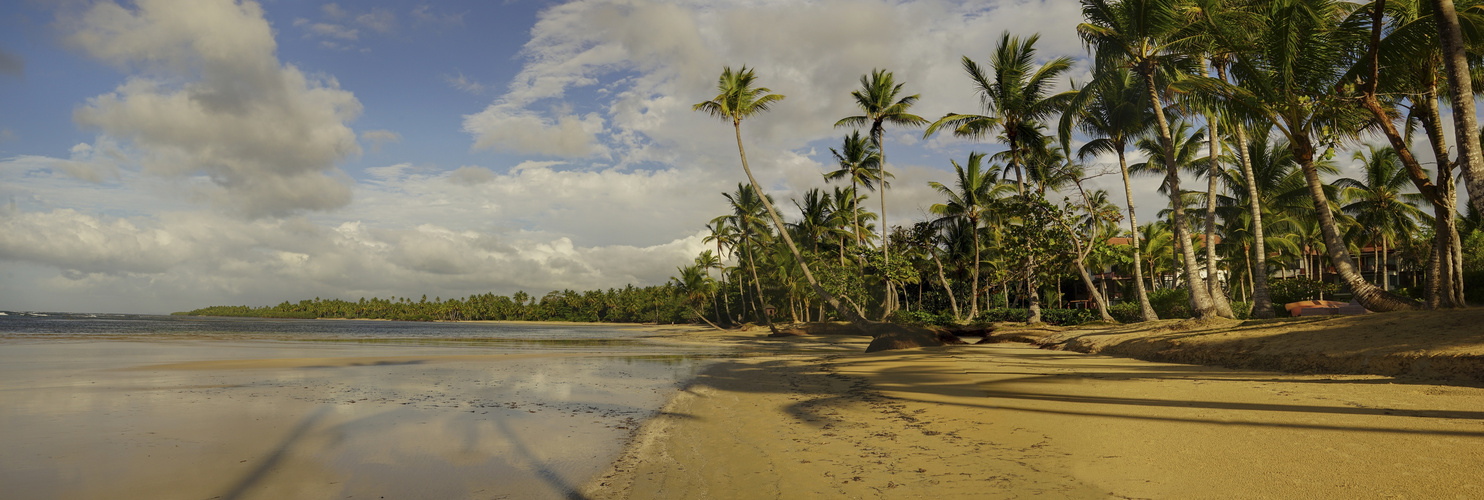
[928,246,962,321]
[1230,119,1274,318]
[741,242,775,331]
[733,121,872,328]
[1291,136,1420,311]
[1142,70,1217,318]
[1431,0,1484,216]
[1205,113,1236,318]
[1117,149,1159,321]
[1075,261,1114,321]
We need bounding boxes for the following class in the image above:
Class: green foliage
[969,307,1097,326]
[181,285,693,324]
[1108,302,1142,323]
[1463,230,1484,272]
[1267,278,1341,305]
[1147,288,1191,319]
[888,310,957,326]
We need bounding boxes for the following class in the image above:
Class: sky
[0,0,1444,314]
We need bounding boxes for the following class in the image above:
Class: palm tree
[1189,0,1421,311]
[722,184,775,328]
[929,151,1015,319]
[1337,145,1427,291]
[1078,0,1221,318]
[704,217,739,322]
[695,66,873,327]
[1429,0,1484,216]
[925,31,1075,196]
[672,265,723,330]
[835,69,927,318]
[823,130,886,247]
[1062,67,1159,320]
[694,250,724,325]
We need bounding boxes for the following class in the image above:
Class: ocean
[0,313,729,499]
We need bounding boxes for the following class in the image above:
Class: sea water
[0,314,729,500]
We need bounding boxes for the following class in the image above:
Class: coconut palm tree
[695,66,874,327]
[929,151,1015,319]
[1062,67,1160,321]
[722,184,776,328]
[1187,0,1421,311]
[672,265,723,330]
[835,69,927,318]
[925,31,1075,196]
[1337,145,1427,291]
[823,131,886,247]
[704,216,739,322]
[1078,0,1221,318]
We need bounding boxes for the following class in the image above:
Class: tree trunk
[930,246,962,321]
[741,242,775,331]
[1430,0,1484,215]
[1290,136,1421,311]
[1205,110,1236,318]
[971,218,982,319]
[1027,269,1042,324]
[1229,117,1274,318]
[1418,92,1467,308]
[1118,149,1159,321]
[1143,69,1217,318]
[731,121,879,330]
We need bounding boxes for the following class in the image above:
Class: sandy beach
[585,316,1484,499]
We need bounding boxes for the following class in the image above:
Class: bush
[970,307,1097,326]
[1147,288,1191,319]
[1466,270,1484,305]
[1267,278,1341,305]
[1108,302,1142,323]
[1230,301,1252,320]
[889,310,957,326]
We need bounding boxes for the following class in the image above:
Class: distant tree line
[178,286,692,323]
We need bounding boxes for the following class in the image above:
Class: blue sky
[0,0,1415,314]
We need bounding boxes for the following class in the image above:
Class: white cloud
[464,104,608,157]
[444,72,487,94]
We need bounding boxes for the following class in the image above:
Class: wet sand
[586,333,1484,499]
[0,339,711,500]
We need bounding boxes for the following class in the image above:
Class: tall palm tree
[1337,145,1427,291]
[694,250,724,325]
[704,216,739,322]
[1429,0,1484,215]
[1079,0,1221,318]
[1188,0,1421,311]
[823,130,886,247]
[925,31,1075,196]
[695,66,874,327]
[835,69,927,318]
[929,151,1015,319]
[824,186,875,265]
[1062,67,1159,320]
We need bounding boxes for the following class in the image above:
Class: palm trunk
[1228,113,1274,318]
[1290,136,1420,311]
[1430,0,1484,215]
[1143,69,1217,318]
[1118,148,1159,321]
[732,121,873,328]
[1027,270,1042,324]
[970,218,982,319]
[930,245,961,321]
[742,242,774,330]
[1205,111,1236,318]
[1419,92,1466,308]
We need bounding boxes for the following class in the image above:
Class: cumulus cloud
[464,104,608,157]
[64,0,362,218]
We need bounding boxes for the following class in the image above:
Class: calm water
[0,313,732,500]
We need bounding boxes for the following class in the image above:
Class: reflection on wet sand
[0,340,714,500]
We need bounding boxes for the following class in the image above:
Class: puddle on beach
[0,339,723,500]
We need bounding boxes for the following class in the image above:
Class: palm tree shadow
[221,405,333,500]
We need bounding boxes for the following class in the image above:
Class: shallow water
[0,315,730,500]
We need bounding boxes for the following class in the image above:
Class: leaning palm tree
[1187,0,1421,311]
[835,69,927,319]
[929,151,1015,319]
[723,184,776,329]
[1078,0,1221,318]
[695,66,876,328]
[823,130,886,247]
[1061,67,1159,320]
[1337,145,1427,292]
[672,265,723,330]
